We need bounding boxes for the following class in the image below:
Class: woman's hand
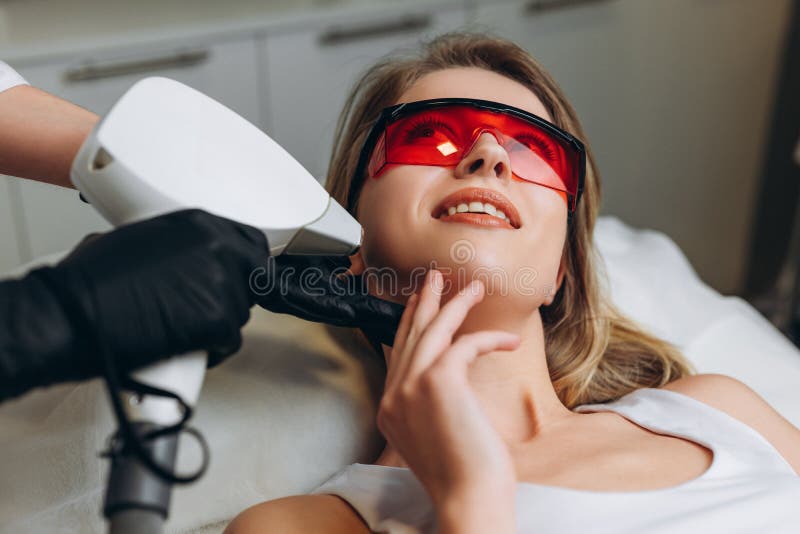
[377,268,520,511]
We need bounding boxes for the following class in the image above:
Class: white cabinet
[2,0,789,292]
[12,35,262,262]
[262,4,468,182]
[472,0,791,293]
[0,176,21,274]
[17,36,262,123]
[5,178,110,264]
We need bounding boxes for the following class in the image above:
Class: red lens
[369,105,581,210]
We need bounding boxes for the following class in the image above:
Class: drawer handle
[64,50,210,83]
[524,0,611,15]
[319,14,432,46]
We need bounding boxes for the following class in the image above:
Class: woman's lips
[437,212,515,229]
[432,187,521,229]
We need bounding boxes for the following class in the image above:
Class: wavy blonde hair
[324,31,696,408]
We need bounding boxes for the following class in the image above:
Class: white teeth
[440,200,512,225]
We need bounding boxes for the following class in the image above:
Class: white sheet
[1,215,798,533]
[594,217,800,426]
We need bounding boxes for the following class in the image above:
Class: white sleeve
[0,61,29,93]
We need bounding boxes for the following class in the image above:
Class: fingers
[389,269,444,389]
[406,269,445,350]
[391,293,419,356]
[402,277,485,383]
[386,268,521,393]
[385,292,419,388]
[431,331,521,377]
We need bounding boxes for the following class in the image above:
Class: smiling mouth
[436,207,515,229]
[432,187,521,229]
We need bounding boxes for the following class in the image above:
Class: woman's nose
[454,131,512,181]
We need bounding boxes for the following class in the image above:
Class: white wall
[472,0,792,294]
[598,0,790,295]
[0,0,793,295]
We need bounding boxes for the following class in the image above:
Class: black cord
[31,264,211,485]
[89,288,211,485]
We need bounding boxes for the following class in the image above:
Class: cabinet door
[473,0,791,293]
[12,36,261,263]
[0,176,21,275]
[263,4,468,182]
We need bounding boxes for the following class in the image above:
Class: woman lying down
[226,31,800,533]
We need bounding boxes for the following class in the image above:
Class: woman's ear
[346,249,366,276]
[334,249,365,284]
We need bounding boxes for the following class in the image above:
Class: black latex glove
[252,254,404,348]
[0,209,268,402]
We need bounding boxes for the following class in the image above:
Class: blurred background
[0,0,798,343]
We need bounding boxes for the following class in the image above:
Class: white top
[0,61,28,93]
[310,388,800,533]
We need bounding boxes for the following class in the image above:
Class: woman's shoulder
[224,493,371,534]
[658,372,769,421]
[659,373,800,475]
[659,372,770,417]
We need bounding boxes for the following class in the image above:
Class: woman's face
[354,67,568,310]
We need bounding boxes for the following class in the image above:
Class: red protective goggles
[349,98,586,215]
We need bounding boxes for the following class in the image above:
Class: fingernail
[471,279,484,296]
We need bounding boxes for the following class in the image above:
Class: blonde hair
[324,31,696,408]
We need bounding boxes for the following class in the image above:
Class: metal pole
[104,422,178,534]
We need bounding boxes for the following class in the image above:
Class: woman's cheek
[359,202,416,272]
[357,177,426,270]
[504,202,566,300]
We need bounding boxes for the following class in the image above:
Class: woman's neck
[376,296,580,467]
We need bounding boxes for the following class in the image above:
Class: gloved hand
[252,254,404,348]
[0,209,268,401]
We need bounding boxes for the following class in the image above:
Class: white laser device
[72,77,361,256]
[70,77,362,533]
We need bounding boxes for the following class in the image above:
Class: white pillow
[594,216,800,427]
[1,215,798,533]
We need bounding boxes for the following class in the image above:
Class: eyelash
[403,116,456,142]
[401,116,557,162]
[513,134,557,160]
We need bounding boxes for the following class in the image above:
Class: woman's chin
[362,242,551,302]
